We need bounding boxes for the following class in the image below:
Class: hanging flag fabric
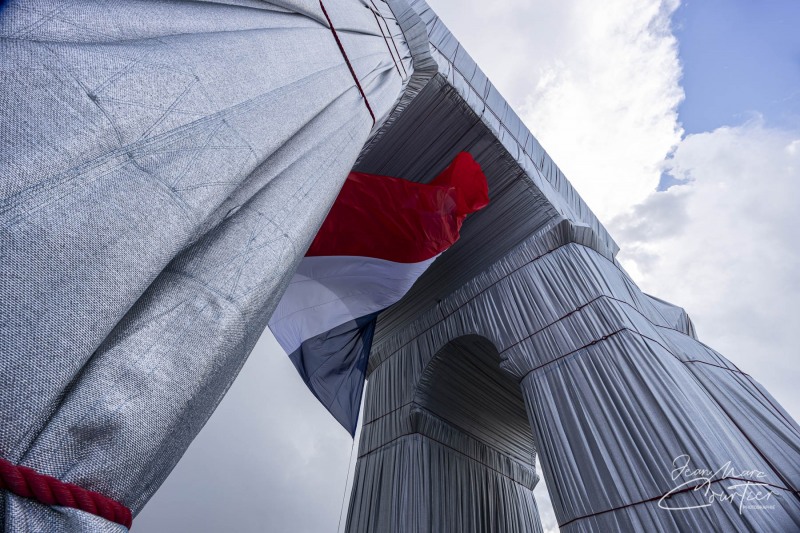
[269,152,489,434]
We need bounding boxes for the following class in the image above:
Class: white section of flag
[269,255,437,354]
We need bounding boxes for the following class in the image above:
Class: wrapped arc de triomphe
[342,2,800,531]
[1,0,798,532]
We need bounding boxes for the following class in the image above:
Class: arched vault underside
[347,335,543,533]
[346,1,800,531]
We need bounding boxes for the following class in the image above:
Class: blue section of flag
[288,313,378,435]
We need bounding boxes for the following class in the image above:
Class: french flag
[269,153,489,434]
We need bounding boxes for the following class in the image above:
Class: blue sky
[675,0,800,133]
[660,0,799,189]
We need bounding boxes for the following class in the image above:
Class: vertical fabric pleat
[348,221,800,532]
[0,0,408,529]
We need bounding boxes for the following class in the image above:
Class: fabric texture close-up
[1,0,409,529]
[1,0,798,532]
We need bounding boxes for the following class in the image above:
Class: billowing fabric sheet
[0,0,409,529]
[269,152,488,434]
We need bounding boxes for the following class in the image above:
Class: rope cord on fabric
[369,8,402,78]
[559,475,795,529]
[0,456,132,528]
[337,436,357,533]
[372,247,564,369]
[357,429,532,487]
[367,1,407,80]
[319,0,376,125]
[504,290,798,432]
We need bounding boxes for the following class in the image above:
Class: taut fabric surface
[0,0,408,529]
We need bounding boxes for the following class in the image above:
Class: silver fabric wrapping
[0,0,408,529]
[4,0,798,531]
[348,221,800,531]
[656,327,800,493]
[343,1,800,531]
[348,333,544,533]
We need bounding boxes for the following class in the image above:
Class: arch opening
[413,334,536,469]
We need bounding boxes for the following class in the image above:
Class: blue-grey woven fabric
[344,1,800,531]
[350,221,800,532]
[0,0,409,530]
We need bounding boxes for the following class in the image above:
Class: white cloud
[612,120,800,417]
[517,0,684,221]
[434,0,684,222]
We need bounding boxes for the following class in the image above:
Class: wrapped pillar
[494,225,800,531]
[351,220,800,532]
[346,337,544,533]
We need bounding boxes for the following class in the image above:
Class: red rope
[367,0,407,79]
[0,456,132,528]
[319,0,376,125]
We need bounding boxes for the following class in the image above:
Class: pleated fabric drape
[349,220,800,532]
[0,0,409,529]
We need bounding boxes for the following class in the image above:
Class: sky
[135,1,800,532]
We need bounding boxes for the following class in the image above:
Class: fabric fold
[270,152,489,434]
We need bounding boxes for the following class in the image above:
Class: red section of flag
[306,152,489,264]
